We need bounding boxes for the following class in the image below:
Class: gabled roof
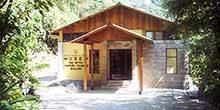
[51,3,173,34]
[70,23,153,44]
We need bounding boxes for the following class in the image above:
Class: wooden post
[83,42,88,91]
[138,40,143,95]
[91,43,94,90]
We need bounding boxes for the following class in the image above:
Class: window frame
[145,31,164,40]
[166,48,178,74]
[89,49,100,74]
[154,32,164,40]
[145,31,154,40]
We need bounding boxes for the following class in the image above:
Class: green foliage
[0,35,40,110]
[0,0,53,53]
[0,0,111,109]
[1,0,111,109]
[0,0,178,109]
[163,0,220,106]
[0,95,38,110]
[204,83,220,107]
[0,0,53,110]
[32,63,50,71]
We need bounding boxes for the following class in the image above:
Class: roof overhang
[70,23,153,44]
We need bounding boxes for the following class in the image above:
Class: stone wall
[57,40,187,90]
[57,42,63,80]
[143,40,187,89]
[101,41,108,84]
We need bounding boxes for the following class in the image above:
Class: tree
[0,0,109,109]
[0,0,52,109]
[163,0,220,106]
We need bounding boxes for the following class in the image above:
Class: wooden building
[51,3,186,94]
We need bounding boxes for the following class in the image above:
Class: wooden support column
[138,40,143,95]
[91,43,94,90]
[83,42,88,91]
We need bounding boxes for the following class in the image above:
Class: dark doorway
[110,49,132,80]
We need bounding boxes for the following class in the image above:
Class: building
[51,3,186,94]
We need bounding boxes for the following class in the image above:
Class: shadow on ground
[37,86,216,110]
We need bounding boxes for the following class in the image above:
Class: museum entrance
[110,49,132,80]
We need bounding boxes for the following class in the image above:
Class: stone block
[143,40,186,88]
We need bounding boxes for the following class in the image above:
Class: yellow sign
[63,42,103,80]
[64,55,83,71]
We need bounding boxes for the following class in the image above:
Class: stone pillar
[57,31,64,80]
[132,40,138,81]
[101,41,108,84]
[129,40,139,90]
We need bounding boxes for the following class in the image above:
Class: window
[89,49,100,74]
[146,32,154,40]
[166,48,177,74]
[164,32,173,40]
[155,32,163,40]
[145,31,163,40]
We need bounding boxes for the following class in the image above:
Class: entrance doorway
[110,49,132,80]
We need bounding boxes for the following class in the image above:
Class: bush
[0,35,40,110]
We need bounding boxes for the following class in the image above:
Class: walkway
[33,55,215,110]
[37,87,214,110]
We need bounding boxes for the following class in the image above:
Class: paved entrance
[34,57,216,110]
[37,87,215,110]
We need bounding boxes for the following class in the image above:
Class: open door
[110,49,132,80]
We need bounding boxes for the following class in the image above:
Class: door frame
[108,49,132,80]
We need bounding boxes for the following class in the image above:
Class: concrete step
[101,85,128,89]
[157,81,183,89]
[101,80,131,89]
[107,80,130,85]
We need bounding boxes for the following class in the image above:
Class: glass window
[145,32,163,40]
[146,32,154,39]
[89,49,100,74]
[166,48,177,74]
[155,32,163,40]
[167,49,177,57]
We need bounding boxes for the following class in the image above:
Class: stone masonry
[143,40,187,89]
[56,40,187,90]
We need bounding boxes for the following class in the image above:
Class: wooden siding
[70,24,153,44]
[53,5,171,34]
[88,28,134,42]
